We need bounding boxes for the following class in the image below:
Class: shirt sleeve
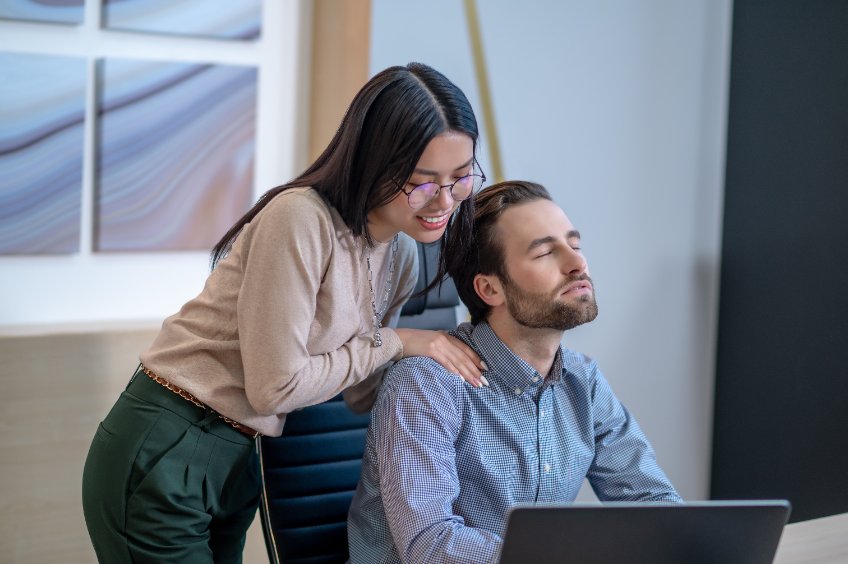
[236,193,403,416]
[586,367,683,502]
[374,358,502,563]
[343,236,420,414]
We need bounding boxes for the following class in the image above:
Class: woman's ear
[473,273,505,308]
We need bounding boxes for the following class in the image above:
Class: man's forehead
[497,199,577,244]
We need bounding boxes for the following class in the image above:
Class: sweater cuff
[379,327,403,362]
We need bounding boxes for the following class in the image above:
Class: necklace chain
[366,234,399,347]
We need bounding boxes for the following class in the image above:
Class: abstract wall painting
[0,53,85,254]
[101,0,261,40]
[94,59,257,252]
[0,0,84,25]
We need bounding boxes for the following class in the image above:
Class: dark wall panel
[712,0,848,523]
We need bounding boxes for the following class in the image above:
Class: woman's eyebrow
[413,157,474,176]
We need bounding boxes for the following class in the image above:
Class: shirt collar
[458,322,565,397]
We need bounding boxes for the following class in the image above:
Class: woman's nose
[433,183,456,209]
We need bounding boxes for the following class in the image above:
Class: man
[348,181,681,563]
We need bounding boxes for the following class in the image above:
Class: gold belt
[140,365,260,439]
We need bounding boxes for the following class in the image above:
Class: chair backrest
[257,241,459,564]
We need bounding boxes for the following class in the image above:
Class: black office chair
[257,241,459,564]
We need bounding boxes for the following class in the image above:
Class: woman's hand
[394,328,489,388]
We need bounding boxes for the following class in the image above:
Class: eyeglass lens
[408,174,483,210]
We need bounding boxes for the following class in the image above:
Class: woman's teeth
[419,214,447,223]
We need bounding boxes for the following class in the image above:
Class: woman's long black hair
[211,62,479,284]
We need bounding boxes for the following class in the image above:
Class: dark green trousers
[82,367,261,563]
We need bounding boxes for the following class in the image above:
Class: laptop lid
[499,500,791,564]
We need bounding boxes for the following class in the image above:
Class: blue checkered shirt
[347,322,681,563]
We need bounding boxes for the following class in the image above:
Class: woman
[82,62,486,563]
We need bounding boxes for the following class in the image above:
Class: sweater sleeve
[342,235,419,414]
[236,193,403,416]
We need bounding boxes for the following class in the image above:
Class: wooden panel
[308,0,371,163]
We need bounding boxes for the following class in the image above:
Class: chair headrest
[400,241,459,317]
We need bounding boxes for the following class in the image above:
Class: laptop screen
[499,500,791,564]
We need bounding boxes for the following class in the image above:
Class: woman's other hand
[394,328,489,388]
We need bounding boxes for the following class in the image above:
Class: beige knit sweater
[140,187,418,436]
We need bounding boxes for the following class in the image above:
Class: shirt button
[531,376,539,383]
[540,410,546,417]
[514,388,522,396]
[544,463,551,473]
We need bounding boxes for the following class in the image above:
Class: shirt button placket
[538,390,555,499]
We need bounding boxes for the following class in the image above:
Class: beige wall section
[308,0,372,162]
[0,329,268,563]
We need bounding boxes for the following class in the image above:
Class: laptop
[499,500,791,564]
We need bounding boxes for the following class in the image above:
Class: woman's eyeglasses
[398,162,487,211]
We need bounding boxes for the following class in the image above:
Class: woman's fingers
[395,329,489,388]
[441,334,487,387]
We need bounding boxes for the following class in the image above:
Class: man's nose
[561,247,588,275]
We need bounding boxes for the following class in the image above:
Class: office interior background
[1,0,845,562]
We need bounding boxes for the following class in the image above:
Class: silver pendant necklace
[365,234,399,347]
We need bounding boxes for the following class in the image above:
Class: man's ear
[473,273,505,307]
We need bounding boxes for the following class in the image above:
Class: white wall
[0,0,310,331]
[370,0,733,500]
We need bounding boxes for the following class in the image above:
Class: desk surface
[773,512,848,564]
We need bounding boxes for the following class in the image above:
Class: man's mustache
[555,274,594,294]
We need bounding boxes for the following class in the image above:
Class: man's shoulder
[561,347,601,382]
[385,355,465,395]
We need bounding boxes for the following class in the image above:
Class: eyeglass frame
[396,159,487,210]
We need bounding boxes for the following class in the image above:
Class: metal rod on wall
[463,0,503,183]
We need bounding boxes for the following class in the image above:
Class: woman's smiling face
[367,131,474,244]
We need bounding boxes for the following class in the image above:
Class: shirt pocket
[550,449,595,501]
[567,448,594,478]
[456,452,520,532]
[475,449,522,503]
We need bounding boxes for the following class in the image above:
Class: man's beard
[502,274,599,331]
